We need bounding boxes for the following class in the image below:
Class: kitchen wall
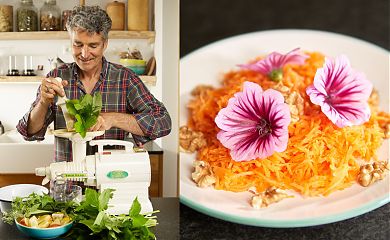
[0,0,179,197]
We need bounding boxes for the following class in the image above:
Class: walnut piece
[251,187,292,209]
[357,161,389,187]
[377,111,390,139]
[179,126,207,153]
[368,89,380,111]
[190,84,214,97]
[273,82,304,123]
[192,160,216,188]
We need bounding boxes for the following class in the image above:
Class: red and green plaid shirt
[17,57,171,162]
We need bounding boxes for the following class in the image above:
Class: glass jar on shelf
[16,0,38,32]
[0,5,13,32]
[40,0,60,31]
[61,10,72,31]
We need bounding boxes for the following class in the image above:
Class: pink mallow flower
[306,55,372,128]
[238,48,308,82]
[215,81,291,162]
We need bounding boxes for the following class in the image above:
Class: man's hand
[28,78,69,135]
[88,112,145,136]
[89,113,113,131]
[39,78,68,105]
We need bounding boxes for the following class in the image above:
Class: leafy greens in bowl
[2,188,158,239]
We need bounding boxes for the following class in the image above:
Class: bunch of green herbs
[68,188,158,240]
[66,92,102,138]
[2,188,158,240]
[2,192,78,224]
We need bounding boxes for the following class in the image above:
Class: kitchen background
[0,0,179,197]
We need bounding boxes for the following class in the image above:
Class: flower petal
[238,48,308,75]
[306,55,373,128]
[215,81,291,161]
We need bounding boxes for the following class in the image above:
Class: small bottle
[40,0,60,31]
[16,0,38,32]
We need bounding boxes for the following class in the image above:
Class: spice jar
[61,10,72,31]
[16,0,38,32]
[0,5,13,32]
[106,1,125,30]
[127,0,149,31]
[40,0,61,31]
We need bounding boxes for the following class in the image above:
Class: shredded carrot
[186,52,388,196]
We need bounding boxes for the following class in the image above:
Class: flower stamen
[256,118,271,138]
[269,69,283,82]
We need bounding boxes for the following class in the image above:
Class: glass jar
[61,10,72,31]
[0,5,13,32]
[16,0,38,32]
[40,0,60,31]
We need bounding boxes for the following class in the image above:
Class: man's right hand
[39,78,68,105]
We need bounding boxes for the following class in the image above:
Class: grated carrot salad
[186,52,387,196]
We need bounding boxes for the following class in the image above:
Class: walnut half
[179,126,207,153]
[357,161,389,187]
[273,82,304,123]
[251,187,292,209]
[192,160,216,188]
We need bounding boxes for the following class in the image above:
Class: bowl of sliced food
[15,212,73,239]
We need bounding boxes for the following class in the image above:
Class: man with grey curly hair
[17,6,172,162]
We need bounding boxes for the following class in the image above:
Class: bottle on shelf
[40,0,61,31]
[16,0,38,32]
[0,5,13,32]
[61,10,72,31]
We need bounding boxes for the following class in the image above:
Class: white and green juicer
[35,126,153,215]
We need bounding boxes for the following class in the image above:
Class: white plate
[179,29,389,227]
[0,184,49,213]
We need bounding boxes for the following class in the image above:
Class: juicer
[35,129,153,215]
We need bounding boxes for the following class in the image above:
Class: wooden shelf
[0,31,155,41]
[0,75,157,86]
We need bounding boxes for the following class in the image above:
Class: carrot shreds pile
[186,52,388,197]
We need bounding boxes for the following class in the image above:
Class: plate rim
[180,29,389,227]
[181,29,389,64]
[180,194,389,228]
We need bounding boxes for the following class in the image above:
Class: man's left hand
[89,113,113,131]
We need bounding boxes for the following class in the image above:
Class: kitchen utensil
[35,130,153,215]
[50,183,82,203]
[54,77,74,131]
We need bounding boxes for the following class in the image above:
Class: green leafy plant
[2,188,158,240]
[66,92,103,138]
[1,193,78,225]
[69,188,158,240]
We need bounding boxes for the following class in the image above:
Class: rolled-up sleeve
[16,86,54,141]
[128,78,172,144]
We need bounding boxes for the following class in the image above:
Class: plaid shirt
[17,57,171,162]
